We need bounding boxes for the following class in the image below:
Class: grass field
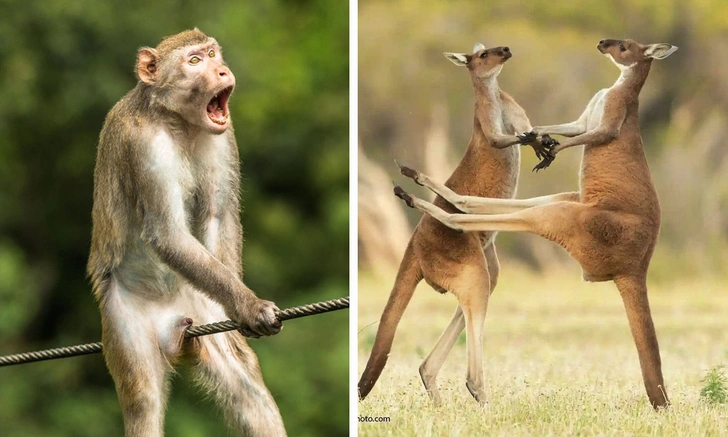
[357,265,728,436]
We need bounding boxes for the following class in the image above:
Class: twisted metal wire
[0,296,349,367]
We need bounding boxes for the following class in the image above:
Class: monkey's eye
[189,56,202,65]
[208,49,215,58]
[619,43,626,52]
[479,52,487,58]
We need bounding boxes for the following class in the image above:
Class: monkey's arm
[136,161,280,336]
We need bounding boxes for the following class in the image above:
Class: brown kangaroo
[358,43,550,403]
[394,38,677,409]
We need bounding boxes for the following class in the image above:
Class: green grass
[701,366,728,405]
[358,265,728,436]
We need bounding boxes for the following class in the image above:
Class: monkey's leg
[191,332,286,437]
[614,276,669,409]
[101,291,176,437]
[419,305,465,404]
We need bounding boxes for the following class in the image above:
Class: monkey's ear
[136,48,159,84]
[644,43,677,60]
[443,52,470,66]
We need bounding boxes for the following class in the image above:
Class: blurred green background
[358,0,728,282]
[0,1,348,436]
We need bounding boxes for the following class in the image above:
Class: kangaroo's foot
[393,183,415,208]
[394,159,423,186]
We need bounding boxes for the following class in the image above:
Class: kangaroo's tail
[358,243,422,399]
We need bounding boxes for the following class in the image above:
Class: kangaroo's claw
[532,154,555,172]
[517,131,538,144]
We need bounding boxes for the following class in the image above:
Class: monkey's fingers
[252,304,283,336]
[238,327,262,339]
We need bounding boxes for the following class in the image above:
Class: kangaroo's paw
[532,154,555,172]
[517,130,538,144]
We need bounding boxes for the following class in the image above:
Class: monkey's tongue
[207,97,228,124]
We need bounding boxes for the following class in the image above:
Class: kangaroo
[394,38,677,409]
[358,43,551,404]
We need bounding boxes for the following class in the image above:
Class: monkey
[87,29,287,437]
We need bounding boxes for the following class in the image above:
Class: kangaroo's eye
[619,43,626,52]
[479,51,487,58]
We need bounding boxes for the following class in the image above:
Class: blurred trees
[359,0,728,281]
[0,1,348,436]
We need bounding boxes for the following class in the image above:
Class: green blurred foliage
[0,1,348,436]
[359,0,728,281]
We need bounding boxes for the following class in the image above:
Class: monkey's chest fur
[117,129,235,298]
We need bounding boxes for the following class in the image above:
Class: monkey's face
[597,39,678,69]
[173,41,236,134]
[138,34,237,134]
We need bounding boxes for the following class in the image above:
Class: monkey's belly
[114,244,179,299]
[104,275,229,360]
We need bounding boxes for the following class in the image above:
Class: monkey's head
[444,43,512,78]
[597,39,677,70]
[136,29,236,134]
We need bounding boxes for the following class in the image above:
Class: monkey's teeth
[210,114,230,125]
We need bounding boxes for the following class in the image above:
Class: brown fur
[359,45,542,403]
[394,39,676,409]
[88,29,286,436]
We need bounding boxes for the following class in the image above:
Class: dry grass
[357,265,728,436]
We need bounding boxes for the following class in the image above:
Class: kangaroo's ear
[472,42,485,53]
[443,52,469,66]
[644,43,677,60]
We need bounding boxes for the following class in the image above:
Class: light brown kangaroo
[394,38,677,409]
[358,43,551,403]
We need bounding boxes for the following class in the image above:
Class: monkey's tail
[358,243,423,400]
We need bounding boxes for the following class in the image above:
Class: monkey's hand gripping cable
[0,296,349,367]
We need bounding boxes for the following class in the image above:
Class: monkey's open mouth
[207,86,233,125]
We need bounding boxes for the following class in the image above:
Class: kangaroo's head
[597,39,677,71]
[444,43,512,78]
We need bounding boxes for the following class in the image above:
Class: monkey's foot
[393,183,415,208]
[394,159,423,186]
